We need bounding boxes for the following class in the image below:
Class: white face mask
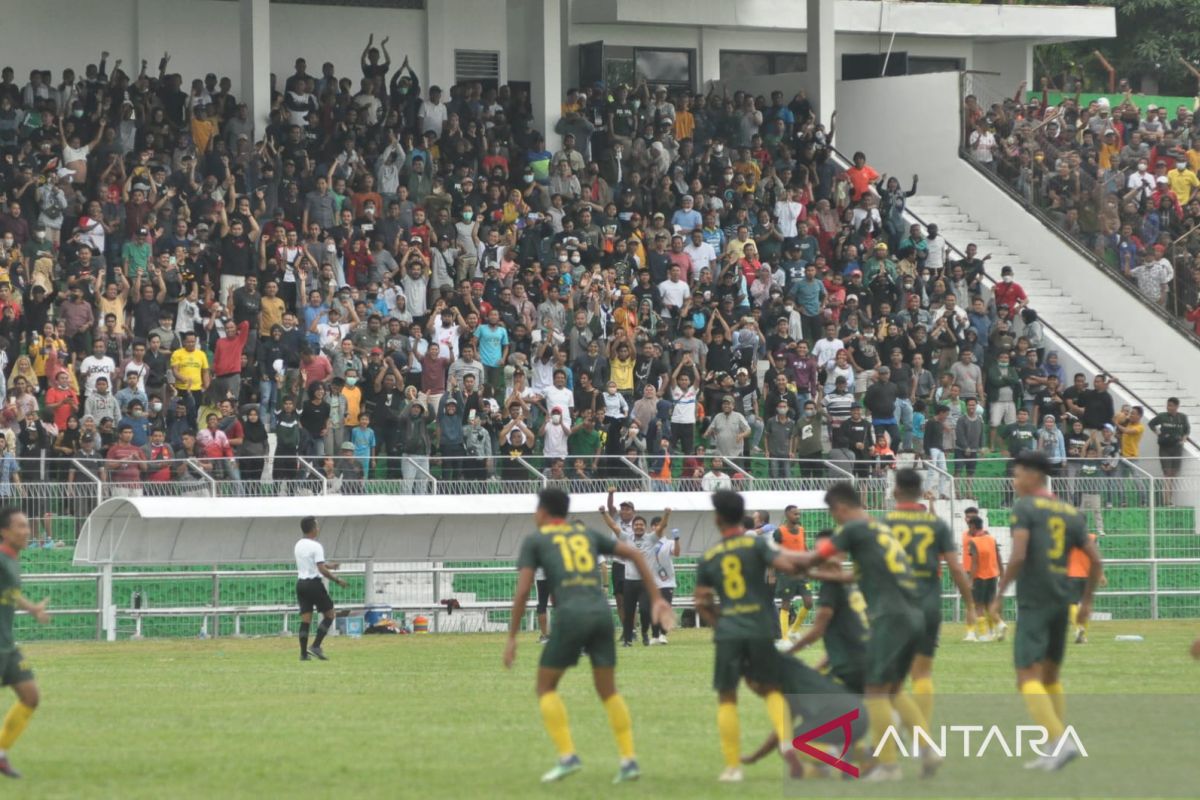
[34,231,45,241]
[1003,276,1013,284]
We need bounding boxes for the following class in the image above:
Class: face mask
[35,231,45,241]
[551,414,561,424]
[784,304,794,312]
[723,172,734,181]
[569,254,581,264]
[1003,276,1013,284]
[151,402,163,412]
[1138,164,1147,172]
[346,377,358,387]
[714,145,724,155]
[1,239,11,249]
[523,174,533,184]
[777,407,789,416]
[630,100,641,110]
[73,109,84,118]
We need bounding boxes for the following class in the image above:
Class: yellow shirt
[673,110,695,142]
[610,356,635,392]
[1098,141,1120,171]
[191,117,219,154]
[342,386,363,427]
[725,236,756,261]
[1187,148,1200,173]
[1119,420,1145,458]
[259,296,286,336]
[1167,168,1200,205]
[171,346,210,391]
[30,334,67,377]
[98,294,128,334]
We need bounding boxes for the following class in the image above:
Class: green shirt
[0,549,21,653]
[1009,494,1087,607]
[829,518,918,621]
[517,521,615,614]
[882,507,956,593]
[567,421,600,457]
[1000,422,1038,456]
[817,579,869,678]
[696,534,777,640]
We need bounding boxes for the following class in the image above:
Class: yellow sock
[779,608,791,637]
[538,692,575,758]
[0,702,34,750]
[1020,681,1064,741]
[1044,682,1065,723]
[1068,604,1078,627]
[864,696,897,765]
[911,677,934,727]
[603,694,635,761]
[790,605,810,633]
[717,702,740,768]
[892,692,929,736]
[764,691,792,749]
[975,617,989,637]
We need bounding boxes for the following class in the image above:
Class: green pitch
[7,620,1199,799]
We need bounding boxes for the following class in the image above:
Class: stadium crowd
[0,46,1186,495]
[964,78,1200,332]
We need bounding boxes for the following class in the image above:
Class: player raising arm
[992,450,1102,772]
[0,508,53,779]
[503,489,672,785]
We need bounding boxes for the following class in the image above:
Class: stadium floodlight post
[298,457,329,495]
[619,456,654,492]
[186,459,218,497]
[1122,457,1158,619]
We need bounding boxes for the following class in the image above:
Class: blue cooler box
[364,604,393,627]
[335,615,364,638]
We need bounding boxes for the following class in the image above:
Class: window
[908,57,966,75]
[635,49,693,86]
[720,51,808,81]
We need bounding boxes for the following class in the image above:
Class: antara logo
[875,724,1089,760]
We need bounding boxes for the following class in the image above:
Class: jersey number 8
[720,554,746,599]
[552,534,595,573]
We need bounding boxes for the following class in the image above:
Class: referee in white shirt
[295,517,347,661]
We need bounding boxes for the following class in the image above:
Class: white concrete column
[425,0,452,92]
[698,27,721,90]
[240,0,271,135]
[530,0,563,151]
[807,0,835,125]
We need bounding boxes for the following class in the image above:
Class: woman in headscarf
[237,405,270,489]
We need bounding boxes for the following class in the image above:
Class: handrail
[401,456,438,494]
[515,455,549,487]
[70,458,104,506]
[619,455,654,491]
[185,459,218,496]
[298,457,329,495]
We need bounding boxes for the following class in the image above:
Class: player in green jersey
[503,488,671,785]
[884,469,976,728]
[994,450,1102,772]
[0,508,52,779]
[791,483,936,781]
[694,490,810,783]
[787,530,869,695]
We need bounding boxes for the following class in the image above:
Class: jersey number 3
[1047,517,1066,560]
[553,534,595,572]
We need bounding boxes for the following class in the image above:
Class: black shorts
[864,609,922,687]
[540,610,616,670]
[712,637,782,692]
[0,649,33,687]
[611,561,626,597]
[535,579,553,614]
[1014,603,1069,669]
[296,578,334,615]
[1068,577,1087,605]
[776,575,812,605]
[916,591,942,658]
[972,577,998,606]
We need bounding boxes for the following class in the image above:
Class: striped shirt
[825,390,856,430]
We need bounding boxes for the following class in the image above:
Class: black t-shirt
[299,399,330,436]
[1079,388,1115,430]
[633,356,666,396]
[131,299,161,339]
[231,287,261,326]
[219,234,254,277]
[1032,387,1063,422]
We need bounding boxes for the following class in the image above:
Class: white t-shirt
[811,336,845,371]
[684,241,718,273]
[657,279,690,316]
[671,385,697,424]
[969,131,996,163]
[295,537,325,579]
[79,355,116,393]
[544,386,574,415]
[773,200,803,238]
[419,100,448,136]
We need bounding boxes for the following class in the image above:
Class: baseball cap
[370,347,384,356]
[340,441,356,451]
[1103,423,1116,432]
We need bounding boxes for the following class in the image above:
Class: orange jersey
[1067,532,1098,578]
[961,532,972,572]
[777,524,807,552]
[969,533,1000,580]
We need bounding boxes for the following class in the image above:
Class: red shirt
[213,321,250,377]
[992,282,1027,317]
[45,385,79,430]
[301,354,333,387]
[106,443,143,483]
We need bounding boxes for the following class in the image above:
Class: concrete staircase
[904,195,1199,419]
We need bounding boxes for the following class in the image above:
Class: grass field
[7,619,1200,799]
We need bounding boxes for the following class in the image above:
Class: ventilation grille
[455,50,500,82]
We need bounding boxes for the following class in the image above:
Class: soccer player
[741,655,868,774]
[775,504,813,640]
[993,450,1103,771]
[966,517,1006,641]
[791,483,934,781]
[1067,531,1103,644]
[787,529,869,696]
[693,490,808,783]
[0,508,52,779]
[294,516,348,661]
[503,488,671,784]
[884,468,976,728]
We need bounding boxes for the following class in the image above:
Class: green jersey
[517,521,616,614]
[882,506,956,594]
[829,518,918,621]
[697,533,778,640]
[817,580,869,678]
[1001,422,1038,456]
[0,549,20,653]
[1009,494,1087,607]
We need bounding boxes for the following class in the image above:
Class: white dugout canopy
[74,491,829,566]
